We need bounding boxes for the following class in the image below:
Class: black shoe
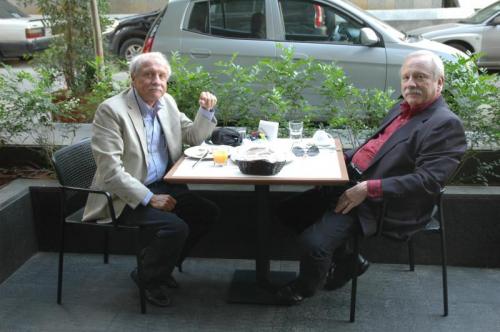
[162,275,179,289]
[324,254,370,291]
[276,282,305,306]
[130,269,171,307]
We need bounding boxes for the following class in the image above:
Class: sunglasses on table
[292,145,320,157]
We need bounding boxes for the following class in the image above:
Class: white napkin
[258,120,279,141]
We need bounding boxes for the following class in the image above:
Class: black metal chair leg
[135,231,146,314]
[350,236,359,322]
[408,238,415,272]
[439,199,449,316]
[104,229,109,264]
[57,221,65,304]
[57,190,66,305]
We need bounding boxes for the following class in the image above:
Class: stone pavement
[0,253,499,332]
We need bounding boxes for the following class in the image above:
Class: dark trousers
[119,181,219,286]
[277,186,360,295]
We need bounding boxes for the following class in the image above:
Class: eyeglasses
[292,145,320,157]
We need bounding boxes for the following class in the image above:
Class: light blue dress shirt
[134,89,216,206]
[134,90,168,206]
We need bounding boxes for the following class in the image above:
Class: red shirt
[352,96,440,198]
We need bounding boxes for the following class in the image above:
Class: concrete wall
[26,183,500,268]
[0,180,48,284]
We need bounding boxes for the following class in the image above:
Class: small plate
[184,145,233,159]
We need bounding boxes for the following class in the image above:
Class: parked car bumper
[0,37,51,58]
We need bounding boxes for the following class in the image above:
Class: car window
[279,0,363,45]
[0,0,28,18]
[462,1,500,24]
[186,0,266,39]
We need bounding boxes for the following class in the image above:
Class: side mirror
[488,15,500,26]
[360,27,379,46]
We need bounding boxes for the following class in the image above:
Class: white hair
[129,52,171,79]
[402,50,445,80]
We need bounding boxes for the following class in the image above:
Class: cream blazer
[82,88,217,222]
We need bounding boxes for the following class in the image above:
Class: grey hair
[129,52,171,79]
[402,50,445,80]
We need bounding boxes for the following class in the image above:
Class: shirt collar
[133,88,165,119]
[400,94,441,119]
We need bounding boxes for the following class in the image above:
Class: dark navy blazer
[346,96,467,239]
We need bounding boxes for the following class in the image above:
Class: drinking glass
[212,147,229,166]
[288,121,303,141]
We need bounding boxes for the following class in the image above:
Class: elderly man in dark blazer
[277,50,467,305]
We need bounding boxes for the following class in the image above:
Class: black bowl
[235,159,286,176]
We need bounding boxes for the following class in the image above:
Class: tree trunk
[89,0,104,80]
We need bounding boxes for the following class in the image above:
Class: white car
[145,0,465,96]
[408,1,500,70]
[0,0,53,60]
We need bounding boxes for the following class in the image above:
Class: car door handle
[190,49,211,58]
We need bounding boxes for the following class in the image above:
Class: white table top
[164,139,349,186]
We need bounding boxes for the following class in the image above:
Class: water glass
[288,121,303,141]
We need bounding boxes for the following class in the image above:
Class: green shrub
[0,66,62,145]
[23,0,111,95]
[168,52,214,119]
[442,54,500,184]
[213,54,258,127]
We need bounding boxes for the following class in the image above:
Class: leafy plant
[443,54,500,184]
[23,0,111,95]
[254,45,319,126]
[213,54,258,127]
[168,52,214,119]
[317,61,393,142]
[1,65,62,145]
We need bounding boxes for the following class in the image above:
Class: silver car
[146,0,465,96]
[408,1,500,70]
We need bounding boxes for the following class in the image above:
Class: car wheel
[119,38,144,61]
[446,42,472,54]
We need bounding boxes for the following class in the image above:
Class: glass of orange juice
[212,146,229,166]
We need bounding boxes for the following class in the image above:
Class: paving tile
[0,253,499,332]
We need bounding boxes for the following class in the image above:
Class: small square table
[164,138,349,304]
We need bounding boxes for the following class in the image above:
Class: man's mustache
[405,88,422,95]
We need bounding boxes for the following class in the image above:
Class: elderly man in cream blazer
[83,52,219,307]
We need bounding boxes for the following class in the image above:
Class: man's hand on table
[150,194,177,212]
[334,181,368,214]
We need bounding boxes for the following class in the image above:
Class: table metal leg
[227,185,296,304]
[256,185,270,284]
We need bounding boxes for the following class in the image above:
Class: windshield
[0,0,28,18]
[461,1,500,24]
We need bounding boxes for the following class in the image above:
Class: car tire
[446,42,472,54]
[119,38,145,61]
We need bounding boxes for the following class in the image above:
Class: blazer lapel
[156,100,173,145]
[125,89,148,157]
[350,103,401,157]
[366,97,443,170]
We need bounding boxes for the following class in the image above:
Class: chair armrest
[60,186,118,225]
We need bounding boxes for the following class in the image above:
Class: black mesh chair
[52,138,151,314]
[349,191,448,322]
